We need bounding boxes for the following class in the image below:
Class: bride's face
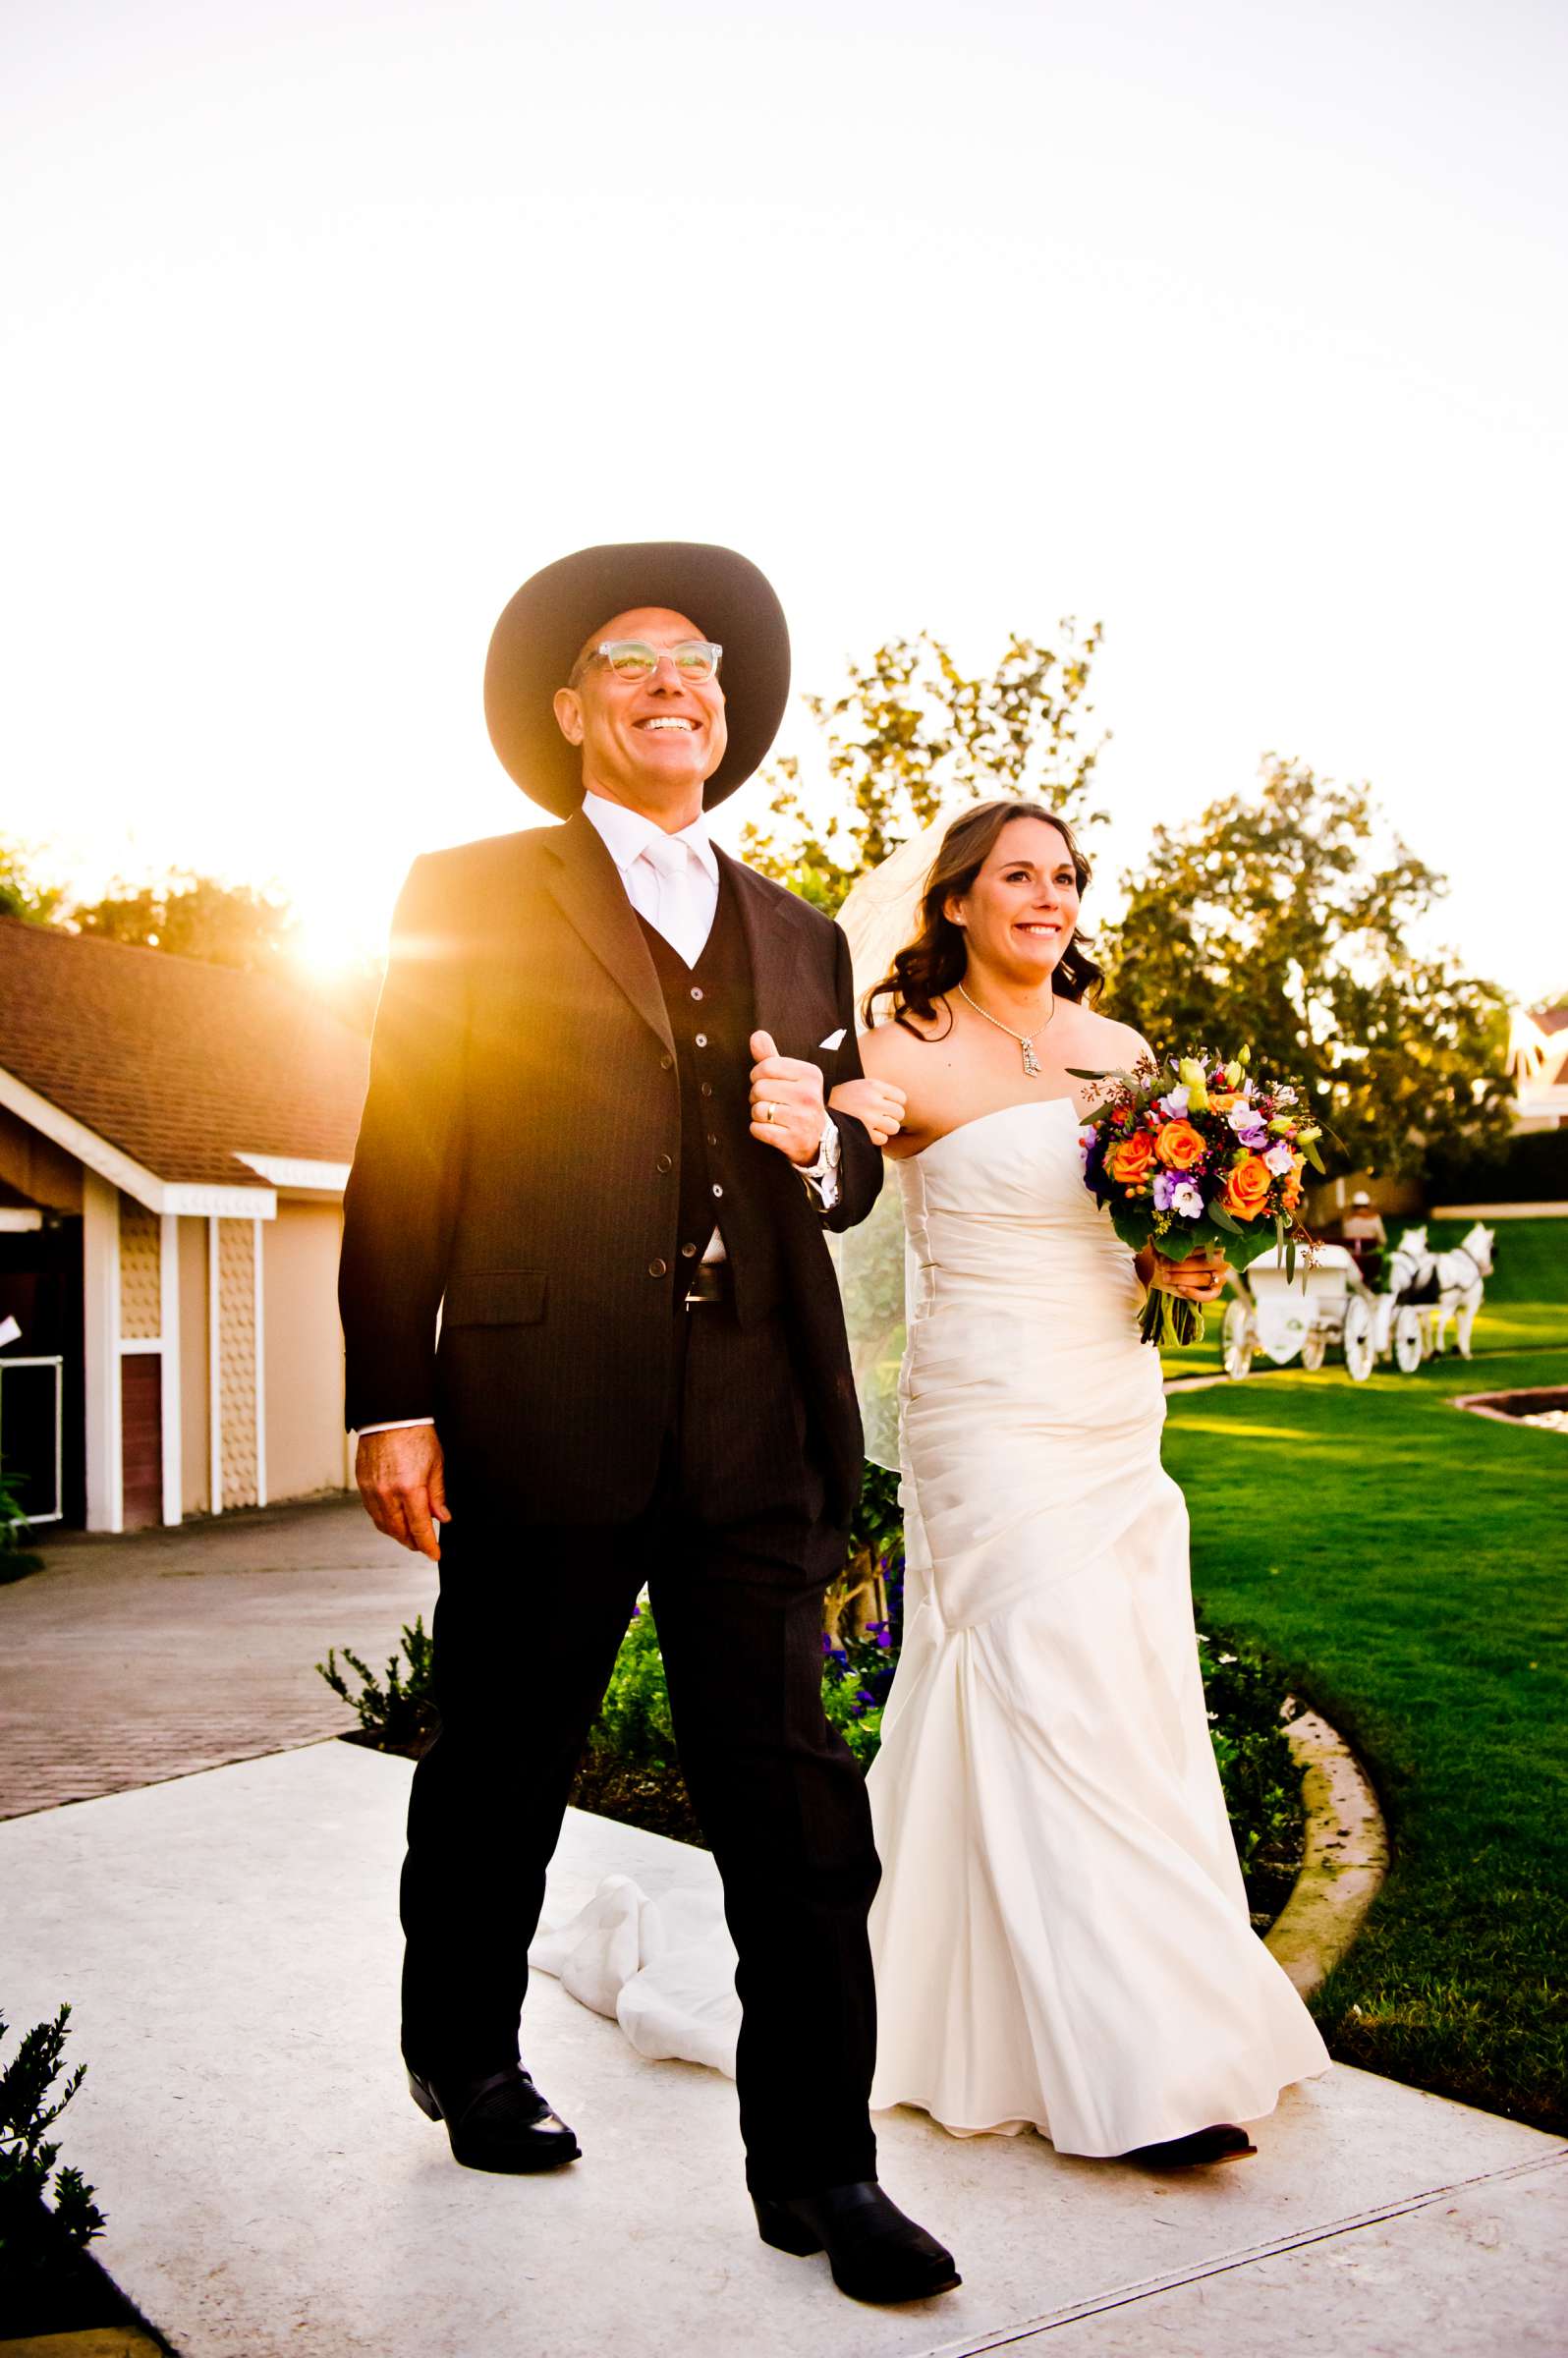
[947,816,1081,982]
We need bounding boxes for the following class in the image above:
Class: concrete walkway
[5,1742,1563,2358]
[0,1497,434,1819]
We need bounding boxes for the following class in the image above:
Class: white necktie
[639,834,710,969]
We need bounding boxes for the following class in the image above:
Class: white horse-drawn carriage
[1221,1223,1495,1382]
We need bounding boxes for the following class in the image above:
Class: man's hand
[355,1426,451,1561]
[829,1075,908,1149]
[749,1030,827,1166]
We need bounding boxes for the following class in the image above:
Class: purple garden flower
[1263,1140,1295,1177]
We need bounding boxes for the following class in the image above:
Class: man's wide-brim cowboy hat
[483,541,791,819]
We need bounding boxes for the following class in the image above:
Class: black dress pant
[400,1300,881,2196]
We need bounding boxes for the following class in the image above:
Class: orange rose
[1105,1129,1155,1187]
[1154,1119,1206,1172]
[1220,1151,1272,1222]
[1207,1093,1238,1112]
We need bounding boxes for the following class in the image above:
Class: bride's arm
[829,1073,907,1148]
[829,1022,912,1151]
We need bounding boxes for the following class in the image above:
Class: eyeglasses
[587,638,723,685]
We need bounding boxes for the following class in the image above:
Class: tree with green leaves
[71,871,299,975]
[1099,757,1513,1176]
[741,624,1108,915]
[0,843,62,926]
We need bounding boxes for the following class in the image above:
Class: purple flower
[1157,1086,1190,1117]
[1263,1141,1295,1177]
[1169,1179,1205,1220]
[1152,1169,1178,1211]
[1237,1124,1269,1150]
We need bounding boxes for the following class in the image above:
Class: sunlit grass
[1163,1218,1568,2132]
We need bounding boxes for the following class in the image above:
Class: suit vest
[636,868,784,1327]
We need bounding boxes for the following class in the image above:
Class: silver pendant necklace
[958,980,1055,1076]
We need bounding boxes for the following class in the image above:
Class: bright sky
[5,0,1565,1000]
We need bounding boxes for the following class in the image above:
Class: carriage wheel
[1393,1305,1425,1374]
[1343,1295,1375,1382]
[1222,1299,1255,1381]
[1301,1325,1328,1372]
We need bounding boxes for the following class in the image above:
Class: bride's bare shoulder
[1060,1000,1153,1072]
[859,1004,955,1077]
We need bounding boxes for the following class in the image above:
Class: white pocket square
[818,1027,847,1051]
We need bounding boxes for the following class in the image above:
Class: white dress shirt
[358,796,839,1433]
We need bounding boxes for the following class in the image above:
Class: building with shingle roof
[0,918,370,1531]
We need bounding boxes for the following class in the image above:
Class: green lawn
[1162,1216,1568,2133]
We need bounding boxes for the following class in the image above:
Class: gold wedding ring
[759,1100,775,1124]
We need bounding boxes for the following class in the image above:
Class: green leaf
[1209,1201,1243,1235]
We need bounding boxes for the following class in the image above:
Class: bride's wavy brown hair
[864,799,1104,1033]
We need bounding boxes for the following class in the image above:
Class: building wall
[216,1218,258,1510]
[119,1201,161,1340]
[179,1215,210,1517]
[0,1107,83,1213]
[263,1200,349,1499]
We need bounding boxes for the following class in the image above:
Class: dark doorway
[0,1215,85,1527]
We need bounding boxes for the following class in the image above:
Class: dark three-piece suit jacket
[337,809,882,1527]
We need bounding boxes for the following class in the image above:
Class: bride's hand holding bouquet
[1073,1046,1322,1346]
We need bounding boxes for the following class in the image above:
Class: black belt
[684,1260,730,1307]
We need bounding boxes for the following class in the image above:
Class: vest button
[690,986,704,1001]
[659,1052,674,1071]
[706,1134,718,1148]
[655,1153,673,1174]
[711,1184,724,1199]
[700,1082,713,1098]
[680,1242,699,1259]
[647,1258,669,1278]
[695,1033,708,1047]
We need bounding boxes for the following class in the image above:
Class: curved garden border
[1452,1385,1568,1429]
[1264,1709,1388,1998]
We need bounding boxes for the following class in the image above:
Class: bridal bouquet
[1073,1047,1323,1346]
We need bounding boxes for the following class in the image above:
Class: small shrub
[1196,1622,1306,1921]
[0,2005,106,2278]
[0,1459,44,1585]
[587,1602,677,1770]
[316,1617,436,1754]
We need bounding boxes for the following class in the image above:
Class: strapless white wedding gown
[531,1097,1328,2152]
[866,1098,1328,2153]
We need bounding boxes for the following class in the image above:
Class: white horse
[1387,1225,1431,1296]
[1431,1223,1496,1359]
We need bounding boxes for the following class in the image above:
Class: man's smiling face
[552,605,728,823]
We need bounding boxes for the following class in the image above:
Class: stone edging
[1452,1386,1568,1429]
[0,2332,167,2357]
[1264,1708,1388,1998]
